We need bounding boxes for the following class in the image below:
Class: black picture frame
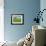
[11,14,24,25]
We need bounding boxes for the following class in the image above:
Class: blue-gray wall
[40,0,46,27]
[4,0,40,42]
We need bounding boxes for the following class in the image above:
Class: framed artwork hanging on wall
[11,14,24,25]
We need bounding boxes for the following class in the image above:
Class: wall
[4,0,40,42]
[40,0,46,27]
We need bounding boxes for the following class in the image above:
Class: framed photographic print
[11,14,24,25]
